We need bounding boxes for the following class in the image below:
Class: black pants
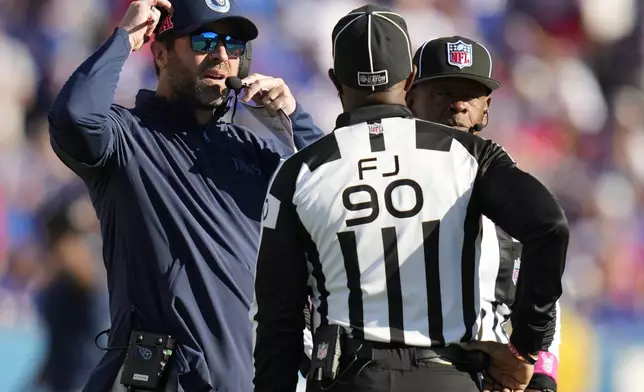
[306,346,481,392]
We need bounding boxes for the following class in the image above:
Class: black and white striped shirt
[251,104,568,391]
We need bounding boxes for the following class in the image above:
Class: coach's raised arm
[46,0,323,391]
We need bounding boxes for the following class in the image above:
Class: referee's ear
[403,64,417,92]
[328,68,343,97]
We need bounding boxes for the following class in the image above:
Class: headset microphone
[225,77,247,122]
[469,123,484,133]
[225,76,246,92]
[224,77,290,129]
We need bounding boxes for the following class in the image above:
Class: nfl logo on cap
[446,40,473,69]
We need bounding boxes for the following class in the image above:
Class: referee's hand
[462,341,534,392]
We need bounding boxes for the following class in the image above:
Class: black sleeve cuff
[528,373,557,391]
[509,321,544,357]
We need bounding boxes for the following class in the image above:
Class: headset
[222,40,252,122]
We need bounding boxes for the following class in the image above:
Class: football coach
[47,0,324,391]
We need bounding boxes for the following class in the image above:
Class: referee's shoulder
[414,118,496,157]
[277,130,341,174]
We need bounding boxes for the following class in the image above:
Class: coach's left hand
[241,73,297,117]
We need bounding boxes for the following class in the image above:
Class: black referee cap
[155,0,258,41]
[332,4,413,91]
[413,36,500,92]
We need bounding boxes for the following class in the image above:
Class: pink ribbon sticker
[534,351,558,382]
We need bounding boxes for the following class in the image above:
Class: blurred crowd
[1,0,643,390]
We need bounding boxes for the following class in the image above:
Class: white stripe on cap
[373,12,413,74]
[478,41,493,78]
[370,11,408,23]
[415,40,430,80]
[334,9,412,89]
[332,14,366,62]
[367,14,375,91]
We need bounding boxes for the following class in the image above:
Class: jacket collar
[134,90,231,127]
[334,104,413,129]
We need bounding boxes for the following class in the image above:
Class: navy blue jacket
[48,28,323,392]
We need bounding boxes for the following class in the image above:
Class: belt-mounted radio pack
[120,331,175,391]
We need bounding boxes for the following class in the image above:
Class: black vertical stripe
[477,307,487,340]
[382,227,404,344]
[338,231,364,339]
[494,226,515,304]
[369,134,386,152]
[460,201,480,342]
[422,220,444,346]
[491,302,502,342]
[415,120,453,151]
[307,251,329,326]
[298,208,329,326]
[301,131,342,172]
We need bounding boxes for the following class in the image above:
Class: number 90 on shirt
[342,156,424,227]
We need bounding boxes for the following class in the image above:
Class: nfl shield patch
[512,258,521,284]
[368,122,384,135]
[446,40,473,69]
[316,342,329,360]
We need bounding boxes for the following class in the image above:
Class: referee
[251,4,569,392]
[406,36,561,392]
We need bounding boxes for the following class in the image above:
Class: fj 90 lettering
[342,155,424,227]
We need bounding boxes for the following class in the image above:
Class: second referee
[251,4,569,392]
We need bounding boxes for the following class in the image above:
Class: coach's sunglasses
[190,32,246,57]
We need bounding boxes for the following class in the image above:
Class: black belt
[343,338,489,372]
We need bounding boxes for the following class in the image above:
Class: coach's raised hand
[119,0,174,51]
[241,73,297,117]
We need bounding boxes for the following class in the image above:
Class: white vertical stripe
[367,14,375,91]
[370,11,406,19]
[478,301,494,341]
[332,14,365,62]
[416,40,430,80]
[479,217,500,304]
[334,122,373,158]
[395,201,431,345]
[472,221,482,339]
[380,117,416,151]
[373,13,413,73]
[478,42,493,78]
[355,226,391,341]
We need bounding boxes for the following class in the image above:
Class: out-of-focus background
[0,0,643,390]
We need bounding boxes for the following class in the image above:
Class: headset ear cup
[238,40,252,79]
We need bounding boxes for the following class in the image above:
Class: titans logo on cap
[158,13,174,34]
[446,40,473,69]
[205,0,230,13]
